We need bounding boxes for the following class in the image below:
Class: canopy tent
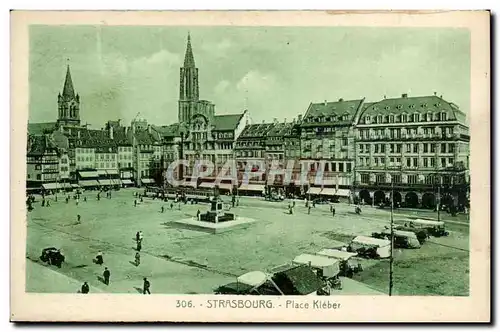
[316,249,358,261]
[236,271,268,287]
[306,187,322,195]
[350,236,390,258]
[238,183,265,192]
[79,171,99,178]
[320,187,336,196]
[272,265,324,295]
[216,183,233,190]
[42,183,58,190]
[199,182,215,189]
[79,180,100,187]
[292,254,340,278]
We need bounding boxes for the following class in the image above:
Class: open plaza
[26,187,469,296]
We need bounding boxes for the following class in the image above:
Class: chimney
[383,95,386,99]
[402,93,408,98]
[434,91,437,96]
[68,128,72,135]
[125,126,128,136]
[338,98,344,102]
[440,95,443,98]
[262,120,265,124]
[324,100,327,106]
[298,114,303,122]
[273,118,278,124]
[147,125,152,135]
[77,130,80,139]
[284,118,287,123]
[109,126,114,140]
[132,123,136,134]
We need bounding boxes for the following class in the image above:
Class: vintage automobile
[348,236,391,259]
[409,219,449,237]
[40,247,65,268]
[371,230,421,249]
[315,248,362,277]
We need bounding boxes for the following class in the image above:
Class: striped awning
[71,184,80,188]
[42,183,58,190]
[122,179,134,185]
[59,182,72,189]
[306,187,322,195]
[238,183,265,192]
[216,183,233,190]
[199,182,215,189]
[320,188,337,196]
[106,169,119,175]
[99,179,113,186]
[112,179,123,185]
[79,171,99,178]
[335,189,351,197]
[141,178,155,185]
[97,170,107,176]
[79,180,100,187]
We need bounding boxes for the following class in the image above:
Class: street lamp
[389,180,395,296]
[178,123,189,182]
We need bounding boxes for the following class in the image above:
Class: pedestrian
[136,240,142,252]
[46,200,50,207]
[308,206,311,215]
[140,197,143,203]
[41,199,45,207]
[81,282,89,294]
[139,231,143,242]
[97,193,100,201]
[292,201,295,208]
[135,251,141,266]
[103,267,110,285]
[143,277,151,294]
[134,199,137,207]
[55,195,58,202]
[170,202,174,209]
[312,201,316,208]
[65,197,69,204]
[77,214,81,223]
[95,251,103,265]
[332,207,336,218]
[161,206,165,213]
[196,209,201,220]
[84,196,87,202]
[76,198,79,206]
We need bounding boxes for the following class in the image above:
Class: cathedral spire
[183,32,196,68]
[62,64,75,100]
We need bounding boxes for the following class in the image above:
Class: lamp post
[178,124,189,183]
[389,180,395,296]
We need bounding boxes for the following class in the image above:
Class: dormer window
[402,114,408,122]
[365,116,371,124]
[385,106,390,111]
[441,112,447,121]
[389,115,394,123]
[377,115,383,123]
[414,113,420,122]
[409,104,416,109]
[396,105,403,110]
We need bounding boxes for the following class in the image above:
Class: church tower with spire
[179,33,200,123]
[57,64,81,127]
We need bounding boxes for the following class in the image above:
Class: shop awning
[97,170,108,176]
[216,183,233,190]
[59,182,72,189]
[71,184,80,188]
[79,171,99,178]
[238,183,265,192]
[306,187,322,195]
[320,188,337,196]
[111,179,123,186]
[335,189,351,197]
[106,169,119,175]
[180,181,197,188]
[42,183,58,190]
[79,180,100,187]
[122,179,134,185]
[199,182,215,189]
[98,179,113,186]
[141,178,155,185]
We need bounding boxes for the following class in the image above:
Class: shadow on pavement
[133,287,143,294]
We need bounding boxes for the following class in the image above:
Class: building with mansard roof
[353,93,470,209]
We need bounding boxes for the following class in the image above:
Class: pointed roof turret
[62,65,75,100]
[183,32,196,68]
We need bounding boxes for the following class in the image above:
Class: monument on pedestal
[200,185,235,223]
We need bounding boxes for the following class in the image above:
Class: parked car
[40,247,65,268]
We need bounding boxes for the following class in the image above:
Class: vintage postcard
[10,10,490,322]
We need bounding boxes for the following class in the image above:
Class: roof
[267,122,294,137]
[134,127,162,145]
[183,33,196,68]
[316,249,358,261]
[292,254,339,268]
[273,265,324,295]
[27,135,58,156]
[236,271,267,287]
[213,113,244,131]
[302,99,364,126]
[394,230,419,239]
[28,122,57,135]
[412,219,445,226]
[239,123,274,138]
[351,236,390,247]
[62,65,76,100]
[359,95,463,120]
[154,123,180,138]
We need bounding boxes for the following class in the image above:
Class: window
[324,163,329,172]
[376,174,385,184]
[332,163,336,172]
[413,158,418,168]
[430,158,435,167]
[389,115,394,123]
[390,157,395,165]
[441,112,447,121]
[441,143,447,153]
[35,165,41,170]
[374,144,379,153]
[413,144,418,153]
[430,144,436,153]
[396,144,402,153]
[441,158,446,167]
[339,163,344,172]
[346,163,352,172]
[406,144,411,153]
[381,144,386,153]
[408,175,418,184]
[380,157,385,165]
[406,158,411,167]
[402,114,408,122]
[361,174,370,184]
[392,174,401,184]
[423,144,428,153]
[448,158,454,166]
[449,143,455,153]
[396,158,401,165]
[374,158,378,166]
[36,174,41,180]
[390,144,395,153]
[423,158,428,167]
[390,129,395,139]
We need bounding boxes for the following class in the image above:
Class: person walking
[81,282,89,294]
[95,251,103,265]
[46,200,50,207]
[97,193,100,201]
[76,197,79,206]
[77,214,81,223]
[135,231,140,242]
[332,207,336,218]
[103,267,110,285]
[196,209,201,221]
[135,251,141,266]
[134,199,137,207]
[136,239,142,252]
[161,206,165,213]
[66,197,69,204]
[84,196,87,202]
[143,277,151,294]
[308,206,311,215]
[170,202,174,209]
[41,199,45,207]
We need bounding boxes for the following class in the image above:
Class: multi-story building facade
[353,93,470,209]
[26,135,60,191]
[298,98,361,200]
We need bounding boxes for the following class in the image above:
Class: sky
[29,26,470,128]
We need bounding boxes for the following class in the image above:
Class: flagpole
[389,180,394,296]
